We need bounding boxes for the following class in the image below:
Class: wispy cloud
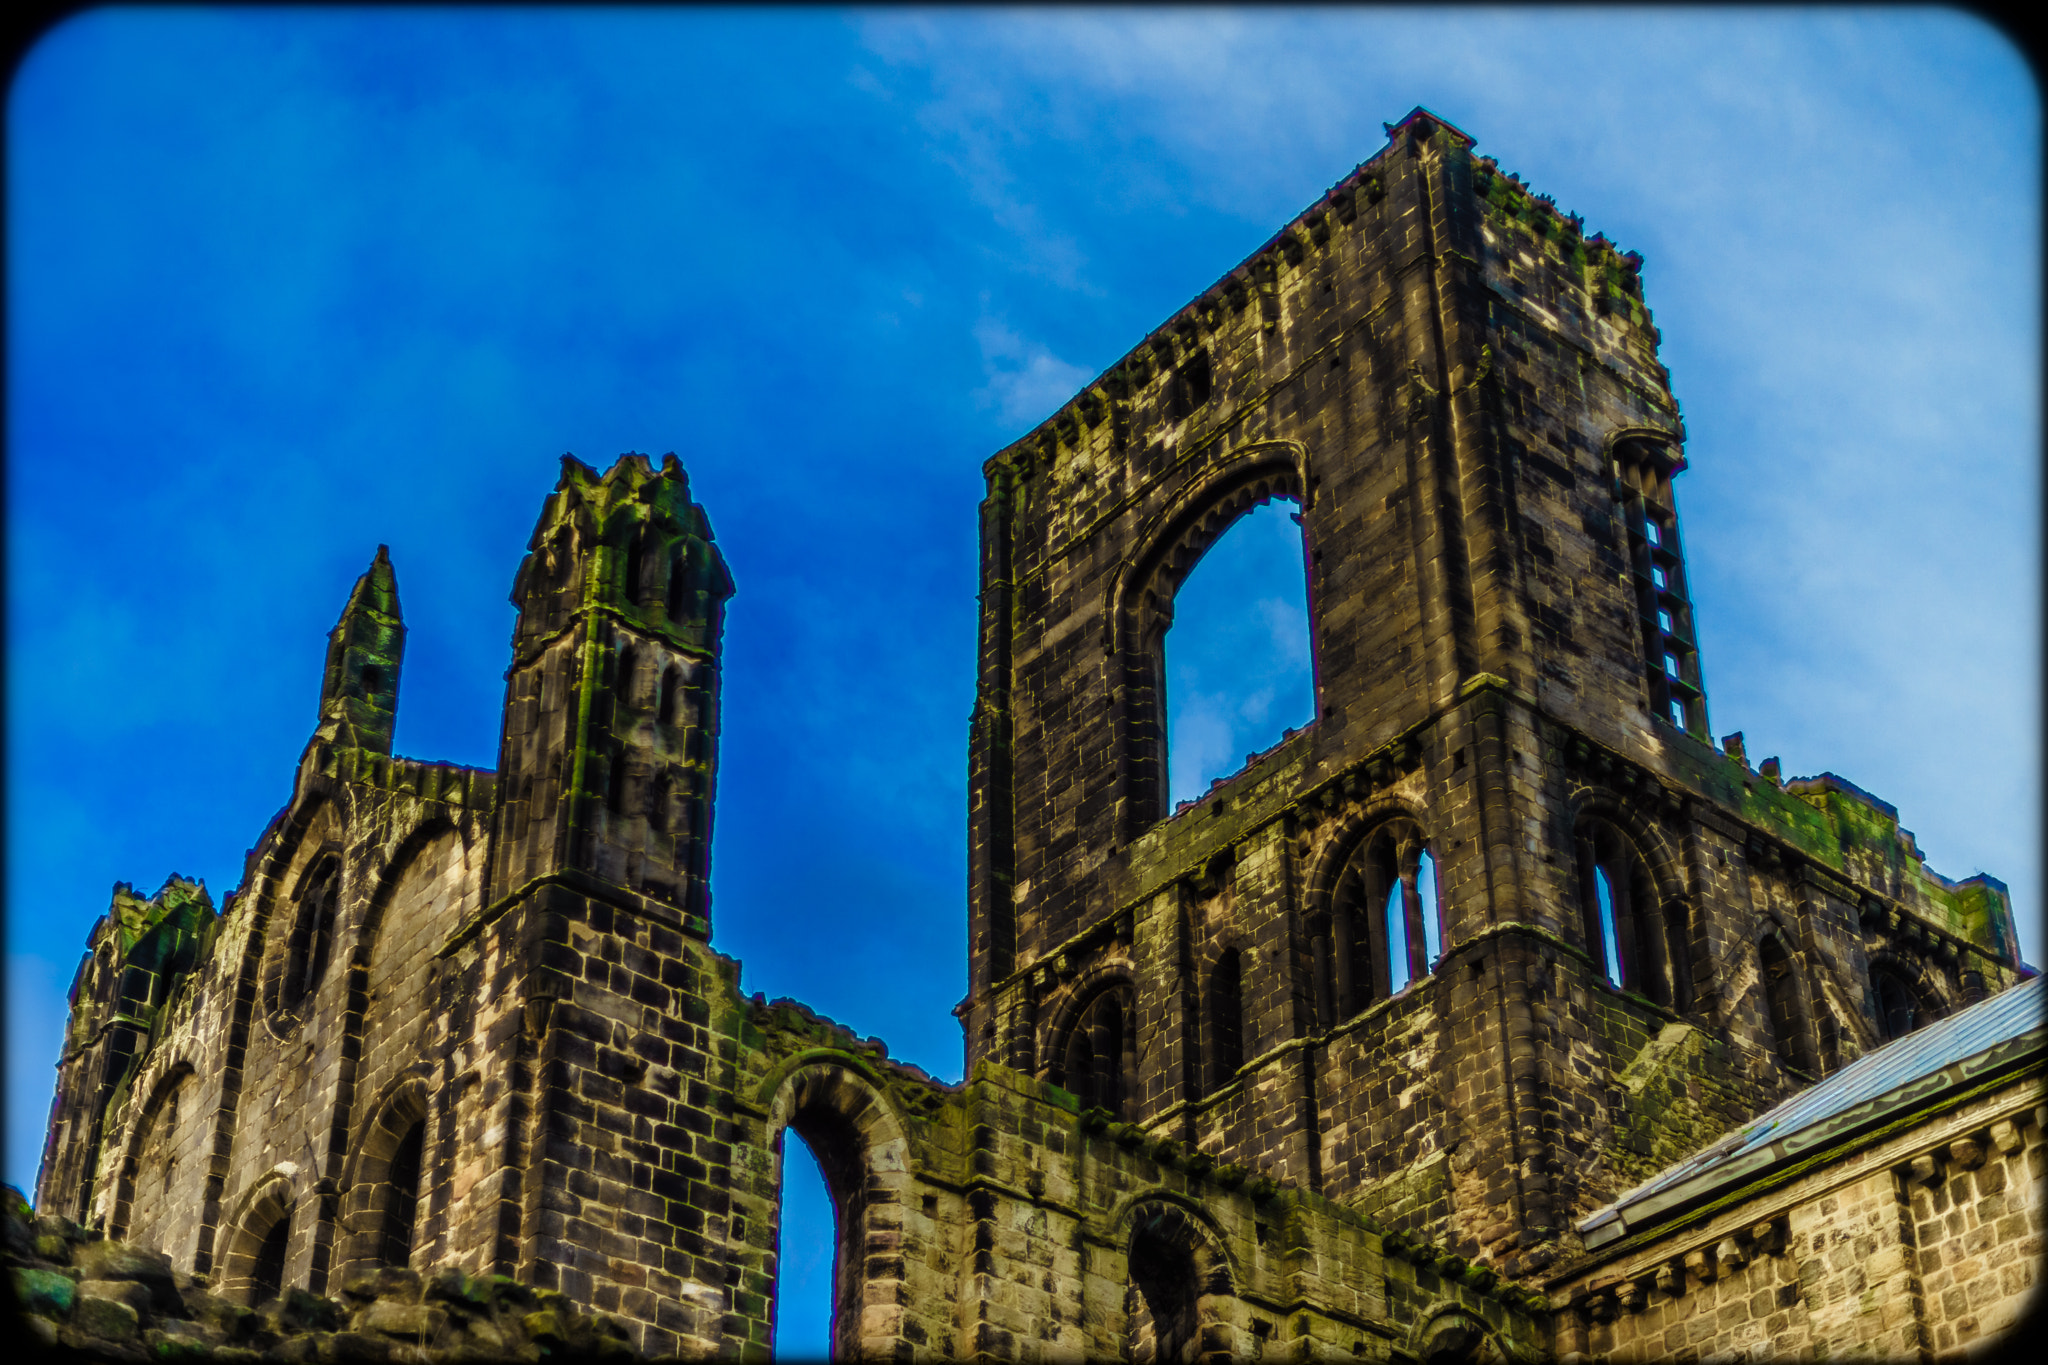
[971,315,1093,431]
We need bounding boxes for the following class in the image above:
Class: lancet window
[1574,818,1688,1009]
[1309,820,1442,1028]
[1056,983,1137,1120]
[1758,933,1815,1073]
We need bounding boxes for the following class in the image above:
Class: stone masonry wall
[958,106,2026,1287]
[1549,1067,2044,1362]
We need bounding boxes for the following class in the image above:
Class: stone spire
[314,545,404,753]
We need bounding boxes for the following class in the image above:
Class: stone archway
[218,1169,300,1306]
[1118,1199,1236,1364]
[1414,1308,1510,1364]
[335,1076,433,1279]
[764,1060,913,1360]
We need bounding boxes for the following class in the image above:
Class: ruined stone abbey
[33,110,2042,1361]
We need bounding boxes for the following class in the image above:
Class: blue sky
[7,9,2038,1355]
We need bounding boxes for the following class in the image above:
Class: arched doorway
[765,1062,913,1360]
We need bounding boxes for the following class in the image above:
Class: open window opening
[773,1130,835,1361]
[281,853,340,1013]
[1124,1204,1230,1365]
[1574,820,1688,1009]
[1163,499,1314,810]
[1759,935,1816,1074]
[250,1216,290,1306]
[1312,822,1443,1027]
[1873,965,1929,1042]
[1127,1219,1200,1364]
[224,1177,298,1308]
[769,1076,883,1363]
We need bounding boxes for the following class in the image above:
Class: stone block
[73,1290,141,1340]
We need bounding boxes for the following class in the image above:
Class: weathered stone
[20,105,2036,1365]
[12,1264,78,1317]
[75,1240,179,1312]
[74,1289,142,1339]
[317,1330,395,1364]
[357,1296,448,1341]
[78,1276,153,1320]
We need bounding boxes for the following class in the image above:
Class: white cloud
[971,315,1093,431]
[1257,596,1311,670]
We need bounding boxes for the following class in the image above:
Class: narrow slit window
[659,667,682,727]
[1385,879,1412,995]
[1664,653,1681,678]
[1650,564,1668,589]
[1418,850,1442,971]
[250,1216,290,1305]
[666,552,688,619]
[378,1121,425,1268]
[1644,519,1661,546]
[774,1132,834,1360]
[1657,608,1674,634]
[1594,866,1624,989]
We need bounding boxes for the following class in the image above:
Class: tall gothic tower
[487,453,732,923]
[960,107,2015,1277]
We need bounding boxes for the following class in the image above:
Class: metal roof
[1579,975,2046,1249]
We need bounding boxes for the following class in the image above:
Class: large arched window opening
[1057,983,1137,1119]
[773,1131,835,1361]
[1758,934,1815,1074]
[1162,499,1314,810]
[111,1067,192,1247]
[1113,455,1308,838]
[1574,820,1687,1009]
[1311,821,1443,1027]
[1207,950,1246,1093]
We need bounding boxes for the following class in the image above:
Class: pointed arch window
[377,1120,425,1268]
[281,853,341,1012]
[1312,820,1443,1027]
[250,1215,290,1306]
[1758,934,1815,1074]
[1872,966,1928,1042]
[1057,983,1136,1119]
[1574,819,1688,1009]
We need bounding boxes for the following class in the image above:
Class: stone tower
[958,105,2022,1279]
